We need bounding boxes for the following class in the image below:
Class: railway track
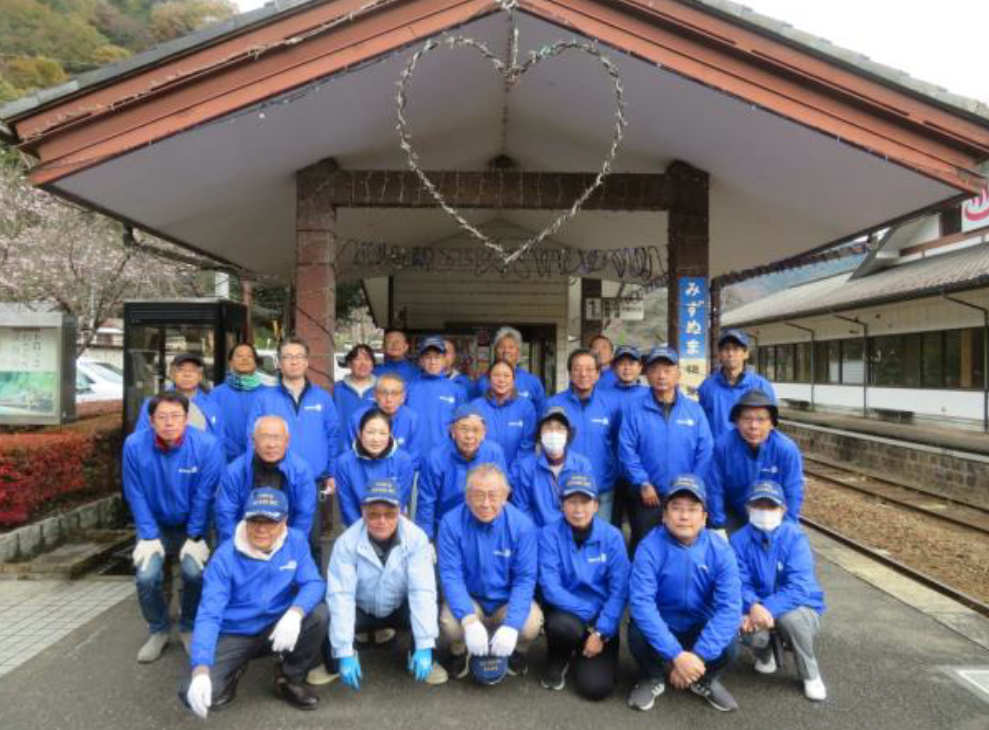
[803,458,989,536]
[801,514,989,619]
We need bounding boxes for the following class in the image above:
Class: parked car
[76,358,123,402]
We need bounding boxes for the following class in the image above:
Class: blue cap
[243,488,289,521]
[643,345,679,367]
[417,336,447,357]
[561,472,598,500]
[469,654,508,685]
[665,473,707,507]
[363,478,401,507]
[538,405,571,430]
[612,345,641,362]
[747,480,785,507]
[718,328,749,349]
[452,403,485,423]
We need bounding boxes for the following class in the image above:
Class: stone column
[295,158,337,388]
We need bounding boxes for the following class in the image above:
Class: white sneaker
[804,677,827,701]
[425,662,449,685]
[754,653,777,674]
[374,629,396,644]
[306,665,339,686]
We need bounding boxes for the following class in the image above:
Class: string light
[395,0,628,266]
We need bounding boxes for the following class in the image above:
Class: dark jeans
[627,618,737,683]
[182,603,328,702]
[610,478,631,532]
[544,609,620,701]
[322,601,412,669]
[135,526,203,633]
[628,490,663,554]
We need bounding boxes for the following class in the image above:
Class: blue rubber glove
[340,655,362,691]
[408,648,433,682]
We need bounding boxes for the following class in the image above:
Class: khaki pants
[439,599,543,655]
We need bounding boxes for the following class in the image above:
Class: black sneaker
[507,652,528,677]
[539,660,568,690]
[690,678,738,712]
[445,652,469,680]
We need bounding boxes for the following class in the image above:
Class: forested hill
[0,0,237,104]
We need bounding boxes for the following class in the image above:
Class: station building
[724,193,989,431]
[3,0,989,397]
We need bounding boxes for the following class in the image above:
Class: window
[946,327,985,389]
[870,334,920,387]
[939,206,962,237]
[841,339,865,385]
[921,331,943,388]
[777,344,795,382]
[815,341,840,384]
[794,342,812,383]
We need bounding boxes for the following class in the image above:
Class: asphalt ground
[1,537,987,730]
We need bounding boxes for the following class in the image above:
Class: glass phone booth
[123,299,247,434]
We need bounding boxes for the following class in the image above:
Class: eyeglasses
[154,413,185,423]
[246,519,281,531]
[377,389,404,397]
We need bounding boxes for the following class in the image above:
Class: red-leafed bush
[0,413,122,528]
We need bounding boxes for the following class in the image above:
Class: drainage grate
[943,666,989,704]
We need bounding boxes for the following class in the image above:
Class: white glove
[132,539,165,572]
[270,609,303,653]
[712,528,729,542]
[463,619,489,657]
[489,626,519,657]
[180,539,210,570]
[186,673,212,719]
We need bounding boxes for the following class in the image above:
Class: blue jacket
[348,403,425,471]
[375,359,420,385]
[332,378,377,450]
[211,382,269,461]
[697,369,777,440]
[327,516,437,658]
[470,393,536,471]
[122,427,224,540]
[510,449,594,528]
[477,366,546,417]
[545,386,622,494]
[730,521,825,617]
[629,527,741,662]
[248,379,341,480]
[406,373,466,458]
[450,372,476,399]
[190,526,325,668]
[618,390,713,494]
[415,439,507,541]
[136,390,225,447]
[438,503,538,630]
[598,367,618,389]
[214,452,316,543]
[335,441,416,527]
[538,517,630,638]
[707,429,804,528]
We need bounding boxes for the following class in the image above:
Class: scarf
[226,371,264,391]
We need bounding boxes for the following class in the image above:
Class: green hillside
[0,0,237,104]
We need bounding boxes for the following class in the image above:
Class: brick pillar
[666,161,710,349]
[295,158,337,388]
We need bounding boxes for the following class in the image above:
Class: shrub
[0,415,122,528]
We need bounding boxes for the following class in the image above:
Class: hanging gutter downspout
[941,292,989,432]
[833,313,868,417]
[784,322,816,410]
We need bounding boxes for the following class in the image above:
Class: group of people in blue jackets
[121,324,827,721]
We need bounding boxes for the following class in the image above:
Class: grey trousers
[748,606,822,680]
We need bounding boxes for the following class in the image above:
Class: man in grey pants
[729,480,827,701]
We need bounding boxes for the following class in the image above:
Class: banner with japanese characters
[677,277,709,398]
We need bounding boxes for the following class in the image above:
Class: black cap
[172,353,204,368]
[729,389,779,426]
[538,406,571,430]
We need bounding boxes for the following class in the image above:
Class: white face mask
[748,507,783,532]
[541,432,567,456]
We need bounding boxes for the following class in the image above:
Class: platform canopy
[3,0,989,282]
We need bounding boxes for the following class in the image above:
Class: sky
[233,0,989,103]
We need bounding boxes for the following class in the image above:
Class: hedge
[0,413,122,528]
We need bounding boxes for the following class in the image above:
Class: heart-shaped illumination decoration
[396,28,627,265]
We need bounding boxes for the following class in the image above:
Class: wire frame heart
[396,32,627,265]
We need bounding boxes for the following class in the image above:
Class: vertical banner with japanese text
[677,277,709,398]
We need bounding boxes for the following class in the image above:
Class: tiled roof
[722,243,989,326]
